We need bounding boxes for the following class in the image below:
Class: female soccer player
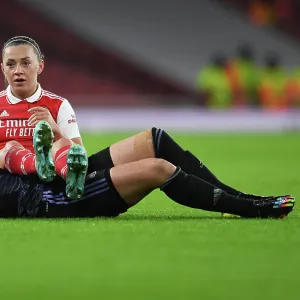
[1,36,82,146]
[0,36,85,193]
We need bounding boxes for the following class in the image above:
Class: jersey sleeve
[57,100,81,139]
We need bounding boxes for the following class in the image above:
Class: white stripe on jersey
[42,92,65,101]
[42,90,66,102]
[0,91,7,97]
[42,90,63,98]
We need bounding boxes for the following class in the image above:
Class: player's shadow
[115,215,242,221]
[29,215,244,221]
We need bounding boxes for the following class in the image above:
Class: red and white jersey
[0,84,80,152]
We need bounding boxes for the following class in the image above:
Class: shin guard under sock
[161,167,259,217]
[54,145,71,179]
[152,127,241,197]
[4,146,36,175]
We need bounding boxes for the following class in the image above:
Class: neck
[10,83,39,100]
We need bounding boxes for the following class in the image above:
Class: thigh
[109,130,155,166]
[0,148,7,169]
[87,131,155,171]
[40,170,128,218]
[110,158,175,206]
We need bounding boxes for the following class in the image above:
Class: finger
[30,120,40,127]
[29,112,47,119]
[28,106,46,112]
[28,107,48,113]
[28,115,34,123]
[31,115,51,125]
[30,119,46,127]
[33,113,48,118]
[28,116,38,126]
[28,113,40,121]
[28,110,43,115]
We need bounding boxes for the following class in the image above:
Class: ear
[38,60,44,75]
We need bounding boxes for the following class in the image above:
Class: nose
[14,63,23,75]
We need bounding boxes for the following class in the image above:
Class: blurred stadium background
[1,1,300,300]
[2,0,300,132]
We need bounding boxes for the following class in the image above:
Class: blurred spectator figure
[196,53,232,108]
[259,51,289,110]
[227,43,260,107]
[286,67,300,107]
[248,0,273,27]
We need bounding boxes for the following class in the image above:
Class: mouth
[14,78,26,83]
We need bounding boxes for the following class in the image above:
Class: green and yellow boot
[33,121,56,182]
[66,144,88,199]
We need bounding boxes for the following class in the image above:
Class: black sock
[161,167,259,217]
[152,127,241,197]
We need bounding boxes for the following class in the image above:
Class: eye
[23,61,30,66]
[6,62,14,68]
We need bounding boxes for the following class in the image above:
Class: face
[1,44,44,99]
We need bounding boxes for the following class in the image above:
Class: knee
[148,158,175,183]
[52,138,72,159]
[4,141,24,151]
[53,138,72,149]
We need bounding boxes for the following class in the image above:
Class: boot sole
[33,121,56,182]
[66,145,88,199]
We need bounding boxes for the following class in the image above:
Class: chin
[11,85,29,97]
[13,85,27,91]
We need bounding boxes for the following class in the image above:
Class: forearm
[53,128,83,147]
[53,126,65,140]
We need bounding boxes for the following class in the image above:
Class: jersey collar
[7,84,42,104]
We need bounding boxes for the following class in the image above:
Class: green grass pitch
[0,132,299,300]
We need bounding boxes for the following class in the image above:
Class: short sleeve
[57,100,81,139]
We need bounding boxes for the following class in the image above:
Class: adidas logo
[213,188,223,206]
[0,110,9,117]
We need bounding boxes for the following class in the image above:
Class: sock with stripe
[54,145,71,179]
[4,146,36,175]
[152,127,241,197]
[161,167,259,217]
